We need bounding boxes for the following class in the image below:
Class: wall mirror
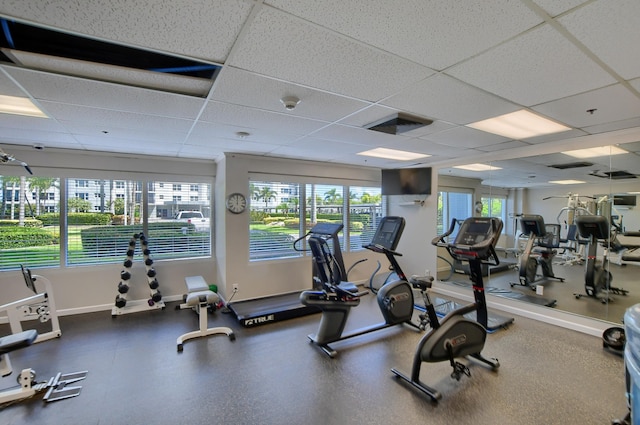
[437,140,640,325]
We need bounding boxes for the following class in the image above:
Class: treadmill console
[520,215,546,237]
[369,216,406,251]
[575,215,609,240]
[451,217,503,260]
[309,222,344,237]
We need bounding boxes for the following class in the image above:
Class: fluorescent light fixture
[561,145,627,158]
[357,148,430,161]
[549,179,586,185]
[467,110,570,139]
[453,163,502,172]
[0,95,48,118]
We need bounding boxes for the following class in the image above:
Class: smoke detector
[280,96,300,111]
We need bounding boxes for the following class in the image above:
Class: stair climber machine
[391,216,502,402]
[300,216,421,358]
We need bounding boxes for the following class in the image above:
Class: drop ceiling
[0,0,639,188]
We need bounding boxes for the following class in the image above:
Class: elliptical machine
[574,215,628,303]
[300,216,420,358]
[391,216,502,402]
[511,214,564,290]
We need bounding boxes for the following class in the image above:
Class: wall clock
[226,192,247,214]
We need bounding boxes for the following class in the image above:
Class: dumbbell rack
[111,232,165,316]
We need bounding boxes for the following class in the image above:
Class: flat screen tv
[614,194,637,206]
[381,167,432,196]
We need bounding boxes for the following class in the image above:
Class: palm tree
[28,177,56,215]
[255,186,277,211]
[1,176,20,219]
[323,188,342,204]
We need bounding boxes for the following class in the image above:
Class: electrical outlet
[232,283,239,292]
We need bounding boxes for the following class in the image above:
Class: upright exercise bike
[574,215,628,303]
[391,216,502,402]
[511,214,564,290]
[300,216,420,358]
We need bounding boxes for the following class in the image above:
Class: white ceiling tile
[558,0,640,80]
[533,84,640,128]
[530,0,590,17]
[337,105,398,127]
[211,67,371,122]
[584,117,640,135]
[0,125,80,146]
[267,0,542,70]
[447,24,616,106]
[0,0,253,63]
[228,6,433,101]
[40,102,195,134]
[4,67,205,119]
[476,140,531,152]
[311,124,404,147]
[383,74,520,125]
[0,67,29,97]
[188,121,301,147]
[422,126,510,148]
[199,101,329,136]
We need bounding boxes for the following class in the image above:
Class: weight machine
[1,265,61,344]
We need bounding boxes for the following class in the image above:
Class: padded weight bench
[176,276,235,352]
[0,329,88,404]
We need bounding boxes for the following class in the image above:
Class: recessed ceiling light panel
[467,110,570,139]
[357,148,429,161]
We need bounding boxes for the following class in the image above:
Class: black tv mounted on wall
[381,167,432,196]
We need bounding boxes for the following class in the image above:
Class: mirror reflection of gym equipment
[574,215,629,304]
[391,217,502,402]
[300,216,421,358]
[511,214,565,290]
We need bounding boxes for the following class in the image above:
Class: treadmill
[229,222,358,328]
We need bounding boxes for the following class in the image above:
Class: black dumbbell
[120,270,131,281]
[117,282,130,294]
[115,295,127,308]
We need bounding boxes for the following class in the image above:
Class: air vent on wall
[549,161,593,169]
[366,113,433,135]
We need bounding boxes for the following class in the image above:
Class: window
[190,185,198,191]
[481,195,507,232]
[306,183,345,250]
[0,175,212,271]
[249,179,382,262]
[172,184,182,191]
[0,175,61,270]
[437,190,472,239]
[249,180,301,261]
[348,187,382,251]
[146,180,211,260]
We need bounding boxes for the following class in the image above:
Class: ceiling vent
[589,170,637,180]
[366,113,433,135]
[549,161,593,169]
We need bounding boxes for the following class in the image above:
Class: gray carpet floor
[0,292,630,425]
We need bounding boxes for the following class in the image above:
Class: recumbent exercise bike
[511,214,564,290]
[574,215,628,303]
[391,216,502,402]
[299,216,421,358]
